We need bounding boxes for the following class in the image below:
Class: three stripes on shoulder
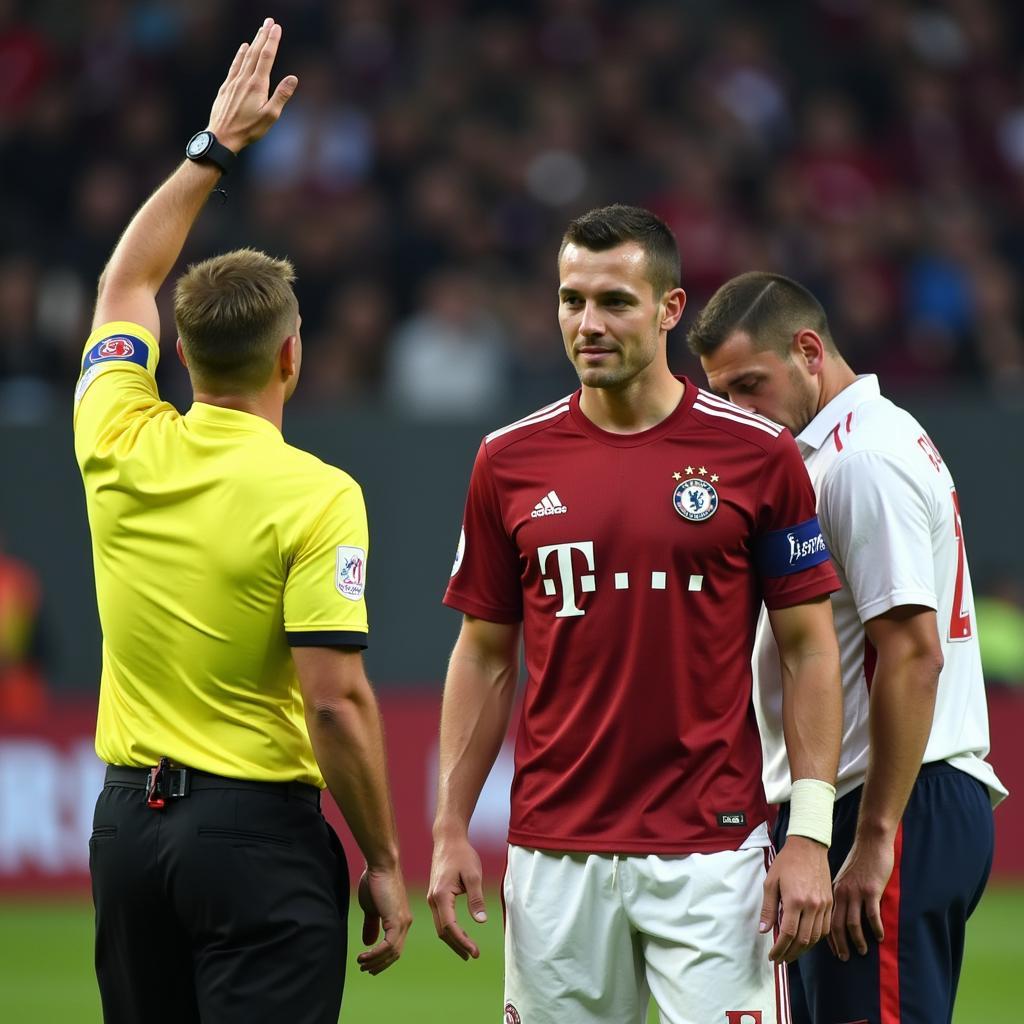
[487,391,783,446]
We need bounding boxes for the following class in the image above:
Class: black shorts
[774,762,994,1024]
[90,768,349,1024]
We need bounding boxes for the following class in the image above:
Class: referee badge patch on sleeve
[755,516,831,577]
[75,334,151,405]
[335,546,366,600]
[82,334,150,371]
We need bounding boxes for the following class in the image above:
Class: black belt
[104,763,320,808]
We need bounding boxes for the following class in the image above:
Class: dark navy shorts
[774,762,994,1024]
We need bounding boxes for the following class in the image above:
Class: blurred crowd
[2,0,1024,422]
[0,536,48,719]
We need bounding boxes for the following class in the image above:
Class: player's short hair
[559,204,681,299]
[687,271,835,358]
[174,248,298,393]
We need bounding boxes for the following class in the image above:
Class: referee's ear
[279,335,299,381]
[176,338,189,369]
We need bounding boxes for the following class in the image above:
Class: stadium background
[1,0,1023,1020]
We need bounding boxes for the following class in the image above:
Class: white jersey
[754,375,1007,806]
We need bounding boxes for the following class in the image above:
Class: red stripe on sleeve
[879,822,904,1022]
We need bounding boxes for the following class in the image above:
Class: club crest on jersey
[673,478,718,522]
[335,545,366,600]
[504,1004,522,1024]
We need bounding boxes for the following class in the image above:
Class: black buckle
[145,758,190,809]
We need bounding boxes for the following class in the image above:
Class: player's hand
[427,834,488,961]
[828,834,894,961]
[760,835,833,963]
[207,18,297,154]
[355,864,413,975]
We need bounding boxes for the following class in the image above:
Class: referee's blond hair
[174,248,298,393]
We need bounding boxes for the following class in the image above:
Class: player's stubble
[567,305,665,392]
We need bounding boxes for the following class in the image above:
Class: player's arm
[292,646,412,975]
[816,449,943,959]
[92,18,297,335]
[427,614,520,961]
[762,595,842,963]
[829,606,941,960]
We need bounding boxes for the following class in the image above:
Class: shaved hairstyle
[560,204,681,299]
[687,271,836,358]
[174,247,298,393]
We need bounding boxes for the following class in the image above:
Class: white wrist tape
[787,778,836,847]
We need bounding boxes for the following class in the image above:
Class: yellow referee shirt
[73,321,369,787]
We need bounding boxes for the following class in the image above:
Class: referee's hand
[207,17,298,155]
[356,866,413,975]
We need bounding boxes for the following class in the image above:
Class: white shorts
[502,837,790,1024]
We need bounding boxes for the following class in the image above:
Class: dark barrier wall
[2,687,1022,889]
[1,393,1022,691]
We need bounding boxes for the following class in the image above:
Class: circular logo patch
[450,527,466,577]
[504,1003,522,1024]
[92,337,135,361]
[673,478,719,522]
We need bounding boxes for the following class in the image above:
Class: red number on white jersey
[949,488,972,641]
[918,434,943,472]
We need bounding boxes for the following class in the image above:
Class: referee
[73,20,410,1024]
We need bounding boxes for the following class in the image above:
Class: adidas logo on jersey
[531,490,568,517]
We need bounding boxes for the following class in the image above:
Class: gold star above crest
[698,466,707,476]
[672,472,682,481]
[685,465,694,475]
[710,473,719,482]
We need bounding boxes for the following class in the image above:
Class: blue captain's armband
[756,516,831,577]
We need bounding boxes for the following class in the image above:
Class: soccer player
[75,20,410,1024]
[428,205,844,1024]
[691,271,1008,1024]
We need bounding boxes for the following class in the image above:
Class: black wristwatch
[185,130,236,175]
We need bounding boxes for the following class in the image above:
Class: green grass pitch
[1,886,1022,1022]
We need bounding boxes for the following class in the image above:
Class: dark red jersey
[444,379,839,854]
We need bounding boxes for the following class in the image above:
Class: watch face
[187,131,212,158]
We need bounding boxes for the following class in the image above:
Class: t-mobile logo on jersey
[537,541,704,617]
[537,541,595,618]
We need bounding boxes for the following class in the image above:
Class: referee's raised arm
[78,20,410,1024]
[93,19,296,337]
